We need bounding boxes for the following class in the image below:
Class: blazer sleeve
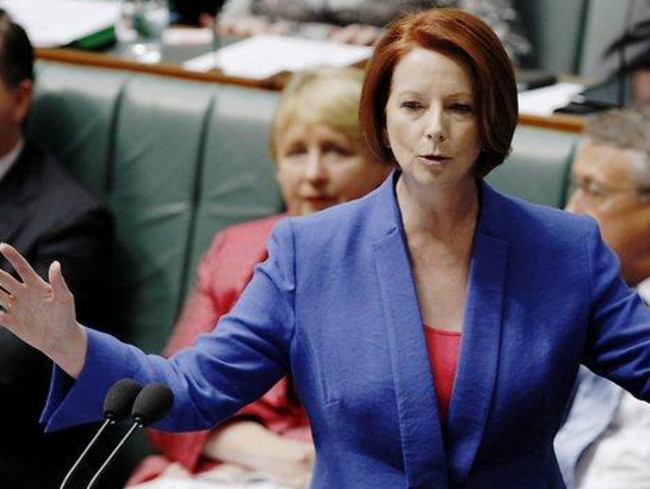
[163,231,229,356]
[147,231,231,471]
[42,219,297,434]
[582,221,650,397]
[148,223,306,473]
[147,378,302,473]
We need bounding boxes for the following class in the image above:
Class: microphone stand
[59,378,143,489]
[86,382,174,489]
[86,421,143,489]
[59,418,116,489]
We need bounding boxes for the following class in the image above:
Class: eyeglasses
[569,176,650,209]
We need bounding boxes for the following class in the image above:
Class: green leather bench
[487,126,576,206]
[29,60,283,353]
[26,59,580,482]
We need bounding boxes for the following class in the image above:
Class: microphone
[86,382,174,489]
[60,378,143,489]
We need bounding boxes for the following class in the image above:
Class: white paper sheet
[163,27,213,45]
[0,0,120,47]
[130,477,286,489]
[517,82,585,116]
[183,34,372,79]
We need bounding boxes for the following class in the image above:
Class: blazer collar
[371,173,510,486]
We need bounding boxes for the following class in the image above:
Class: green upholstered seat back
[29,61,283,353]
[184,84,282,295]
[109,75,217,352]
[487,125,579,208]
[29,62,127,198]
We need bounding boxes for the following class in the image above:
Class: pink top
[424,327,462,424]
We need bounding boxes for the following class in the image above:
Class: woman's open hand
[0,243,87,377]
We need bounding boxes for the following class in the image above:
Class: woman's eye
[323,143,355,156]
[586,183,604,198]
[449,103,474,113]
[284,145,307,157]
[400,100,423,110]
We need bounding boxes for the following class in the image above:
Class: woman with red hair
[3,8,650,488]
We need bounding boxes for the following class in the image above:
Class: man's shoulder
[23,139,107,212]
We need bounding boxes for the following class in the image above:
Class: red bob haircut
[360,7,518,177]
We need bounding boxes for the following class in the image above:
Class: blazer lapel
[446,183,510,484]
[371,173,450,488]
[369,177,511,487]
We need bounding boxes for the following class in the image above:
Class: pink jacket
[128,214,309,484]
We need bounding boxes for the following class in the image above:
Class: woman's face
[275,122,388,215]
[385,47,481,192]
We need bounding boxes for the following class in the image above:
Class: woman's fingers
[0,243,47,289]
[48,261,73,306]
[0,267,23,297]
[0,244,84,377]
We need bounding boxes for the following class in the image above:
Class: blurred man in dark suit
[0,9,115,489]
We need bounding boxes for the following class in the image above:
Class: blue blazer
[44,173,650,488]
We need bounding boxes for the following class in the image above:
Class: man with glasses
[555,107,650,489]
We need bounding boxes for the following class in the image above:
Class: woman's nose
[424,108,446,143]
[304,151,328,182]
